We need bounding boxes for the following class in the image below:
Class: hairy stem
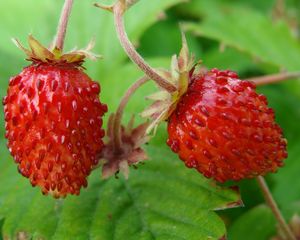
[54,0,74,50]
[257,176,296,240]
[246,71,300,86]
[113,76,150,153]
[113,2,176,93]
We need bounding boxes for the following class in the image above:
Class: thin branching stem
[113,2,176,93]
[112,76,150,153]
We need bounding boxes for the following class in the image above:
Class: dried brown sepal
[13,35,100,66]
[101,115,150,179]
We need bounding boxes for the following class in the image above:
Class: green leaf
[183,6,300,72]
[0,144,241,239]
[228,205,276,240]
[228,202,300,240]
[175,0,276,19]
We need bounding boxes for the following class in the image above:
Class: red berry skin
[167,69,287,182]
[3,64,107,197]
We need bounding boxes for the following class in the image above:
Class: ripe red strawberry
[167,68,287,182]
[3,36,107,197]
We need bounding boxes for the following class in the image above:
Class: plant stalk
[112,76,150,153]
[54,0,74,50]
[246,71,300,86]
[257,176,296,240]
[113,2,176,93]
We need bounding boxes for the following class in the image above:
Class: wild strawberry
[113,30,288,183]
[3,36,107,197]
[166,68,287,182]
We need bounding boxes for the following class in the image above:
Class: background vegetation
[0,0,299,239]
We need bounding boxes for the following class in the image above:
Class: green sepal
[13,35,100,65]
[141,31,197,134]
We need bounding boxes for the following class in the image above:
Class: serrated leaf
[0,144,241,240]
[183,6,300,71]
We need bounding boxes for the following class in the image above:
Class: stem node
[94,2,113,12]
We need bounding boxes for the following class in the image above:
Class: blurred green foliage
[0,0,299,239]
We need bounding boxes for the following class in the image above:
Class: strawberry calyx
[141,33,197,133]
[100,115,150,179]
[13,35,99,66]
